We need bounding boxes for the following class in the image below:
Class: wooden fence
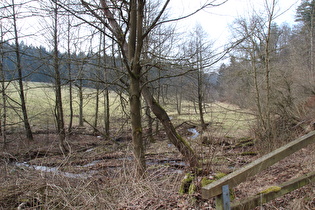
[201,130,315,210]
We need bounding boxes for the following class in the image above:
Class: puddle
[118,156,133,161]
[170,169,184,174]
[85,148,95,152]
[146,158,187,167]
[15,162,96,179]
[82,160,101,167]
[188,128,199,139]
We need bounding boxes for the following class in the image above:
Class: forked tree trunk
[95,0,198,175]
[142,85,199,168]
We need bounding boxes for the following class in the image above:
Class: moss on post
[179,173,194,195]
[214,172,227,179]
[201,177,214,187]
[258,186,281,194]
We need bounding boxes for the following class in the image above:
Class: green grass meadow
[2,81,255,137]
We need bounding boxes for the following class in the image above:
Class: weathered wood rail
[202,130,315,209]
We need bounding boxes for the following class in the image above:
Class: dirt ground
[0,126,314,209]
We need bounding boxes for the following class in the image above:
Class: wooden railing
[202,130,315,210]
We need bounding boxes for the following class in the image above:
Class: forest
[0,0,314,209]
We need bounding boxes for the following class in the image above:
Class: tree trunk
[102,33,112,139]
[264,0,275,140]
[93,88,99,134]
[67,61,73,133]
[142,85,199,168]
[155,68,161,135]
[104,89,110,138]
[176,85,182,115]
[67,15,73,133]
[53,0,68,154]
[12,0,33,141]
[0,81,7,150]
[0,29,7,149]
[145,102,155,144]
[197,54,206,130]
[78,78,84,127]
[130,74,146,176]
[128,0,146,177]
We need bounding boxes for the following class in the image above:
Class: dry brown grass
[0,134,199,209]
[1,131,314,209]
[0,159,189,209]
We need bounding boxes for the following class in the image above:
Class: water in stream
[188,128,199,139]
[15,156,186,178]
[15,162,97,179]
[14,128,196,178]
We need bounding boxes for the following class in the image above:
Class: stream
[14,128,197,178]
[188,128,199,139]
[15,157,186,178]
[15,162,97,179]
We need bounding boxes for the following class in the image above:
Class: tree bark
[176,83,182,115]
[12,0,33,141]
[145,102,155,144]
[66,14,73,133]
[141,84,199,168]
[264,0,276,140]
[78,78,84,127]
[103,33,111,139]
[128,0,146,177]
[104,89,110,138]
[94,88,99,133]
[197,47,206,130]
[0,26,7,149]
[53,0,68,154]
[94,0,199,175]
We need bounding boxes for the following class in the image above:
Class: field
[0,82,314,209]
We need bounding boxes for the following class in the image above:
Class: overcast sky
[14,0,300,55]
[169,0,300,48]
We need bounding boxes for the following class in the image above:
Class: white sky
[13,0,301,54]
[169,0,300,48]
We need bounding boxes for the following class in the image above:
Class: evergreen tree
[296,0,315,29]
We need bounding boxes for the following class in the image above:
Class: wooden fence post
[202,131,315,199]
[231,171,315,209]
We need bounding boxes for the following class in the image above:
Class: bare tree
[65,2,75,132]
[51,0,68,154]
[77,0,204,176]
[191,24,212,130]
[11,0,33,141]
[0,23,8,149]
[49,0,229,176]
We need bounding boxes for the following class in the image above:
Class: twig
[83,118,120,145]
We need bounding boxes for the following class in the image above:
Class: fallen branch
[83,119,120,145]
